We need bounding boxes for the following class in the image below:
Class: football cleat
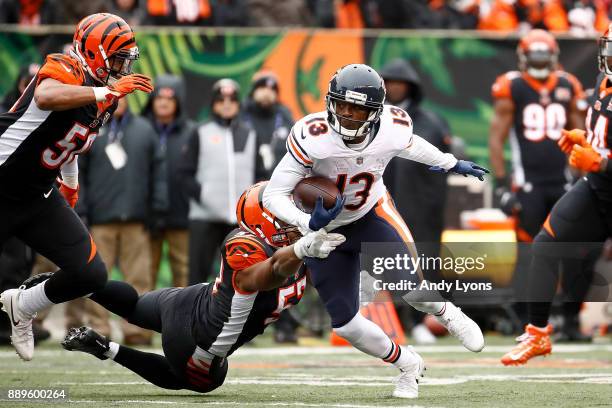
[393,346,425,399]
[501,324,552,366]
[62,326,110,360]
[435,303,485,352]
[0,289,35,361]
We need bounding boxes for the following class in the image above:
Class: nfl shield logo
[356,157,363,165]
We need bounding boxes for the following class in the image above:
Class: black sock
[114,345,185,390]
[526,251,559,328]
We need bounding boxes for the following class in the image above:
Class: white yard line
[1,344,611,359]
[0,399,437,408]
[54,373,612,387]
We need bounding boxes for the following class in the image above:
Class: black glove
[494,177,521,216]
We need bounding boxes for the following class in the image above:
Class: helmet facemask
[105,47,139,84]
[519,44,557,80]
[326,94,382,141]
[598,34,612,79]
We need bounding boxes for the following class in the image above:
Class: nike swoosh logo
[43,189,52,198]
[508,350,528,361]
[10,297,20,327]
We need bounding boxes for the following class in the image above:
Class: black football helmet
[326,64,386,141]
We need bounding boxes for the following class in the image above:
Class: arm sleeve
[262,153,312,231]
[178,127,203,202]
[60,156,79,188]
[397,134,458,170]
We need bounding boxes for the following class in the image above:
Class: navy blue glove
[430,160,490,181]
[308,195,345,231]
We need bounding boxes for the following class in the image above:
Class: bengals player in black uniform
[59,182,345,393]
[0,13,153,361]
[501,26,612,366]
[489,29,590,340]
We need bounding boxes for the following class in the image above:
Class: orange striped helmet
[517,29,559,80]
[236,182,301,248]
[73,13,139,84]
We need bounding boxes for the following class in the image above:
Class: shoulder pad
[286,111,334,164]
[491,71,519,99]
[224,233,269,272]
[37,54,85,86]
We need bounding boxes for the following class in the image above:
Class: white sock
[333,312,411,368]
[18,282,54,316]
[104,341,119,360]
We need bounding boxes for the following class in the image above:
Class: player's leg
[371,193,484,352]
[306,223,424,398]
[502,179,608,365]
[1,190,107,360]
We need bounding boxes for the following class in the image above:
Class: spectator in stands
[0,63,39,112]
[240,71,294,178]
[248,0,313,26]
[212,0,249,26]
[108,0,146,26]
[78,97,167,345]
[144,0,212,25]
[370,0,437,28]
[0,0,58,25]
[54,0,108,24]
[429,0,480,29]
[542,0,609,35]
[478,0,542,32]
[180,79,260,284]
[381,58,453,344]
[142,75,193,289]
[313,0,369,28]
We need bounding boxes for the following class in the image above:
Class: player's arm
[489,98,514,181]
[58,157,79,208]
[398,134,489,180]
[262,153,312,232]
[233,231,346,292]
[34,74,153,111]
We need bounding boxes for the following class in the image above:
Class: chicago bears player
[60,182,345,393]
[263,64,488,398]
[0,13,153,361]
[501,27,612,366]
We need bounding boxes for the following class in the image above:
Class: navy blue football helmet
[326,64,386,141]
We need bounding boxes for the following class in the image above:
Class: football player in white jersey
[263,64,488,398]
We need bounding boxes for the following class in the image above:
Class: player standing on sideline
[501,26,612,366]
[263,64,488,399]
[489,29,590,340]
[0,13,153,361]
[60,182,345,393]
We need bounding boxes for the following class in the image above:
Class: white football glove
[293,230,346,259]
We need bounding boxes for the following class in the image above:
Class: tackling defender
[60,182,345,392]
[0,13,153,361]
[263,64,488,398]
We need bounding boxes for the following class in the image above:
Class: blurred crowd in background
[1,0,612,34]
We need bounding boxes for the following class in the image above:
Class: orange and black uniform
[0,54,117,303]
[527,73,612,326]
[492,70,585,240]
[88,228,307,392]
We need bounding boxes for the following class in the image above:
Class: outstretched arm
[234,231,346,292]
[34,74,153,111]
[397,133,458,170]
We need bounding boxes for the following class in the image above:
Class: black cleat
[62,326,110,360]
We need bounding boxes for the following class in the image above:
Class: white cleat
[411,323,437,345]
[0,289,34,361]
[435,302,484,352]
[393,346,425,399]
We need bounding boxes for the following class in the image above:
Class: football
[292,176,341,213]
